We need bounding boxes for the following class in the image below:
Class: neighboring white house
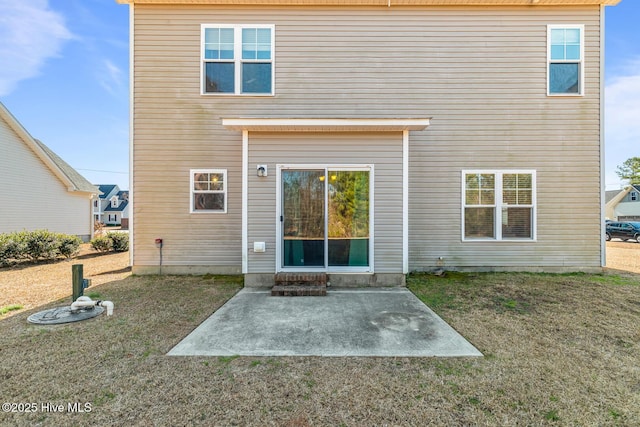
[94,185,130,228]
[605,185,640,221]
[0,101,99,241]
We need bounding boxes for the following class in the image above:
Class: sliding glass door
[282,169,325,267]
[281,167,370,270]
[327,170,370,267]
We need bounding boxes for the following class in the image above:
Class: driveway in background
[606,241,640,274]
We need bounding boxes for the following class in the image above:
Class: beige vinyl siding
[247,132,403,273]
[131,123,242,269]
[0,118,93,239]
[132,5,602,271]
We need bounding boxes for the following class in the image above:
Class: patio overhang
[222,118,431,132]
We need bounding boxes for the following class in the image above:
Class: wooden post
[72,264,84,302]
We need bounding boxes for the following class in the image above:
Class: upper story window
[463,170,536,241]
[631,191,638,201]
[201,24,274,95]
[191,169,227,213]
[110,196,118,208]
[548,25,584,96]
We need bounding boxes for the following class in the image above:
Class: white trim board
[223,118,430,132]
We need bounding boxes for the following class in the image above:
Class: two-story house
[0,101,99,241]
[117,0,620,285]
[94,185,130,228]
[606,185,640,221]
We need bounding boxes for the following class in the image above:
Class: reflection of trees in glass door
[282,168,370,269]
[282,170,325,267]
[327,170,369,267]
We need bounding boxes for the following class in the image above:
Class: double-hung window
[547,25,584,96]
[463,171,536,241]
[201,24,274,95]
[191,169,227,213]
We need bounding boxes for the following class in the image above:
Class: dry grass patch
[0,244,130,316]
[1,271,639,426]
[408,272,640,425]
[607,241,640,274]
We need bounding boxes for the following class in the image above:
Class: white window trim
[547,24,585,97]
[190,168,227,214]
[631,191,638,201]
[201,24,275,96]
[461,170,537,242]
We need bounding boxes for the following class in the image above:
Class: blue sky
[0,0,638,191]
[0,0,129,189]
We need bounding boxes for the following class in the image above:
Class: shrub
[0,233,27,266]
[107,232,129,252]
[57,234,82,258]
[90,236,112,253]
[0,235,12,266]
[24,230,59,261]
[0,230,83,265]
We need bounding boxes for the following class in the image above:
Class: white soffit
[222,118,431,132]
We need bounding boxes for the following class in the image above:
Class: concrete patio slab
[168,288,482,357]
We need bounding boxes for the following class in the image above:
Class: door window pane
[328,170,369,267]
[282,170,325,267]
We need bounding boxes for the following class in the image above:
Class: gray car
[606,221,640,243]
